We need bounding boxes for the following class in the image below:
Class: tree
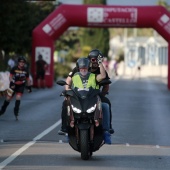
[55,29,80,62]
[0,0,55,55]
[157,0,170,11]
[0,0,55,71]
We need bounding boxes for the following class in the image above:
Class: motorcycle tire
[80,130,90,160]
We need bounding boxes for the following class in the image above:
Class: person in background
[36,54,48,88]
[132,58,142,80]
[0,56,32,120]
[113,59,119,76]
[7,55,16,70]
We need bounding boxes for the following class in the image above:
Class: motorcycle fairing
[70,95,97,113]
[70,87,100,114]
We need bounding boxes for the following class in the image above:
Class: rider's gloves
[97,54,104,64]
[9,81,15,89]
[26,86,32,93]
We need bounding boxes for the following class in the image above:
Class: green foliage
[54,62,72,79]
[157,0,170,11]
[0,0,55,71]
[79,28,110,56]
[82,46,92,57]
[0,53,7,72]
[55,29,79,51]
[0,0,55,55]
[84,0,106,5]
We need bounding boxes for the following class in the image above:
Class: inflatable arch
[32,4,170,89]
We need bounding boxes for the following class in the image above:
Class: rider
[66,57,111,144]
[0,56,32,120]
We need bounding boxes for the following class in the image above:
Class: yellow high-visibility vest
[72,73,99,89]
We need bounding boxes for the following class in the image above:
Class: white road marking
[126,143,130,146]
[0,119,61,170]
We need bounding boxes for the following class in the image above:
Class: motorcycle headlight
[71,105,81,113]
[87,104,96,113]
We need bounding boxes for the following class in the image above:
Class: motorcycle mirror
[56,80,67,86]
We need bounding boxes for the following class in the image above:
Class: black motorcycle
[57,80,104,160]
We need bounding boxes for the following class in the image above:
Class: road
[0,76,170,170]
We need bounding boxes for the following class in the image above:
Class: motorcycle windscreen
[71,88,99,113]
[73,87,100,99]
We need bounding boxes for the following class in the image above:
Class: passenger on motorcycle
[87,49,114,134]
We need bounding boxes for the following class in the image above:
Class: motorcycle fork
[90,125,94,141]
[75,125,79,142]
[75,124,93,142]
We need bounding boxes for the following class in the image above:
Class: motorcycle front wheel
[80,130,90,160]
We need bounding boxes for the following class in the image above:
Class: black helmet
[18,56,26,63]
[88,49,103,61]
[76,57,90,70]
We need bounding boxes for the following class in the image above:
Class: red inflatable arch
[32,4,170,89]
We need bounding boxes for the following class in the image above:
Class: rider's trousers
[102,103,110,131]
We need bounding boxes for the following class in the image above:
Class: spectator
[132,59,142,79]
[7,55,16,70]
[36,54,48,88]
[113,59,119,76]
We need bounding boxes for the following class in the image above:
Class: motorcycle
[56,80,104,160]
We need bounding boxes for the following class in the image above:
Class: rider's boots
[0,100,10,116]
[103,131,112,145]
[14,100,20,120]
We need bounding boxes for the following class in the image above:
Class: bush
[54,62,72,80]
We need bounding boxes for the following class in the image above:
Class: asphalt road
[0,76,170,170]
